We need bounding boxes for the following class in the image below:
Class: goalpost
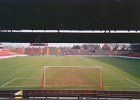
[100,66,104,90]
[41,66,49,88]
[41,66,104,90]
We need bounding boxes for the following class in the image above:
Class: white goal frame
[43,66,104,90]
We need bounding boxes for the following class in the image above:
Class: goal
[41,66,104,90]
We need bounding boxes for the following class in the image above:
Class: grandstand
[2,43,139,59]
[8,43,133,57]
[0,43,16,57]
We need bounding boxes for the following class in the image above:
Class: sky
[48,43,83,47]
[1,43,84,48]
[1,43,129,48]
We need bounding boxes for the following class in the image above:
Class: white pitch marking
[105,86,139,88]
[126,78,140,87]
[95,67,101,69]
[1,78,16,87]
[16,78,40,79]
[44,66,100,68]
[3,85,40,87]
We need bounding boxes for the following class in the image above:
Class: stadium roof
[0,0,140,30]
[0,32,139,43]
[0,0,140,43]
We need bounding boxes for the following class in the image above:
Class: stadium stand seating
[0,50,16,56]
[9,44,139,57]
[128,52,140,57]
[19,47,132,56]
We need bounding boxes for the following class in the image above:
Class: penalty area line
[1,78,16,87]
[126,78,140,87]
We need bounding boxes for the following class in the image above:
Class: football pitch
[0,56,140,91]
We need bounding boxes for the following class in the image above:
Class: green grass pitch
[0,56,140,91]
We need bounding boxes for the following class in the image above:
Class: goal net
[42,66,104,90]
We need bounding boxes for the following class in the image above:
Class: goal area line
[44,66,102,69]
